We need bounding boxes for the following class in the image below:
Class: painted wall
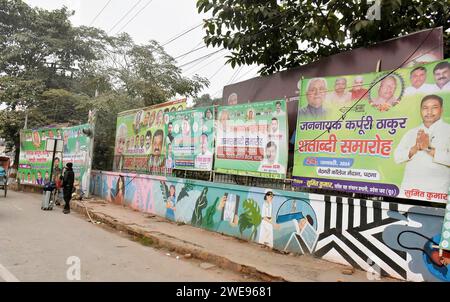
[90,170,447,282]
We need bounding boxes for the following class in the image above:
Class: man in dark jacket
[62,162,75,214]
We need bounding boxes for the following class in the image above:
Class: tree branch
[313,0,339,50]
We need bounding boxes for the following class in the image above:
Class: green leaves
[202,197,220,229]
[238,198,262,240]
[196,0,450,75]
[191,187,209,227]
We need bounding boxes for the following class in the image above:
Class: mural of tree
[202,197,220,230]
[160,181,169,204]
[191,187,209,227]
[177,183,194,203]
[238,199,262,241]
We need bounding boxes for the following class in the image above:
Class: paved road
[0,190,254,282]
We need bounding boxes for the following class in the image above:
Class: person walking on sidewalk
[62,162,75,214]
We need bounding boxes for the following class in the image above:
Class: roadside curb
[70,199,287,282]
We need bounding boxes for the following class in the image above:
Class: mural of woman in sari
[111,175,125,205]
[166,185,176,221]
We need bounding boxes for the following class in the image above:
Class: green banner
[18,128,63,185]
[292,59,450,203]
[165,107,215,171]
[62,123,93,194]
[114,99,186,173]
[214,100,288,179]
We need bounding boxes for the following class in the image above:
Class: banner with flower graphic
[292,59,450,203]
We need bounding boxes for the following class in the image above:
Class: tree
[193,93,221,108]
[197,0,450,75]
[106,34,209,107]
[0,0,210,170]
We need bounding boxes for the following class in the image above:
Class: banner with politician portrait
[113,99,187,173]
[214,100,288,179]
[18,128,63,186]
[165,107,215,171]
[62,123,94,194]
[292,59,450,203]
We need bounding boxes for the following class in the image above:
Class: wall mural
[90,171,447,282]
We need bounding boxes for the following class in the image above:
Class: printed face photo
[421,97,443,126]
[228,93,238,105]
[369,74,403,111]
[157,110,163,124]
[265,143,277,164]
[306,79,327,108]
[182,120,190,136]
[271,119,278,133]
[353,77,364,90]
[143,112,150,125]
[32,131,41,147]
[145,133,152,149]
[334,78,347,94]
[434,65,450,88]
[378,77,396,100]
[152,133,163,155]
[410,68,427,89]
[149,111,156,126]
[200,135,208,153]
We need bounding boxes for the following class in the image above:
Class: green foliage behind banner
[292,59,450,203]
[214,100,289,179]
[165,107,215,171]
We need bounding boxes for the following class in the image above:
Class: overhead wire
[176,11,295,70]
[184,50,229,75]
[174,45,207,60]
[161,22,204,47]
[114,0,154,34]
[89,0,113,26]
[176,39,205,62]
[107,0,143,34]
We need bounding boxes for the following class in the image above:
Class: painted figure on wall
[258,191,279,248]
[395,230,450,282]
[111,175,125,205]
[166,185,176,221]
[274,198,318,254]
[217,193,239,226]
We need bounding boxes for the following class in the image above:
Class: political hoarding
[113,99,187,173]
[165,107,215,171]
[214,100,288,179]
[292,59,450,203]
[62,123,94,195]
[18,121,94,191]
[18,128,63,185]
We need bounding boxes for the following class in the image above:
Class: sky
[24,0,260,102]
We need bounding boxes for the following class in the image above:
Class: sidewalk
[69,196,399,282]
